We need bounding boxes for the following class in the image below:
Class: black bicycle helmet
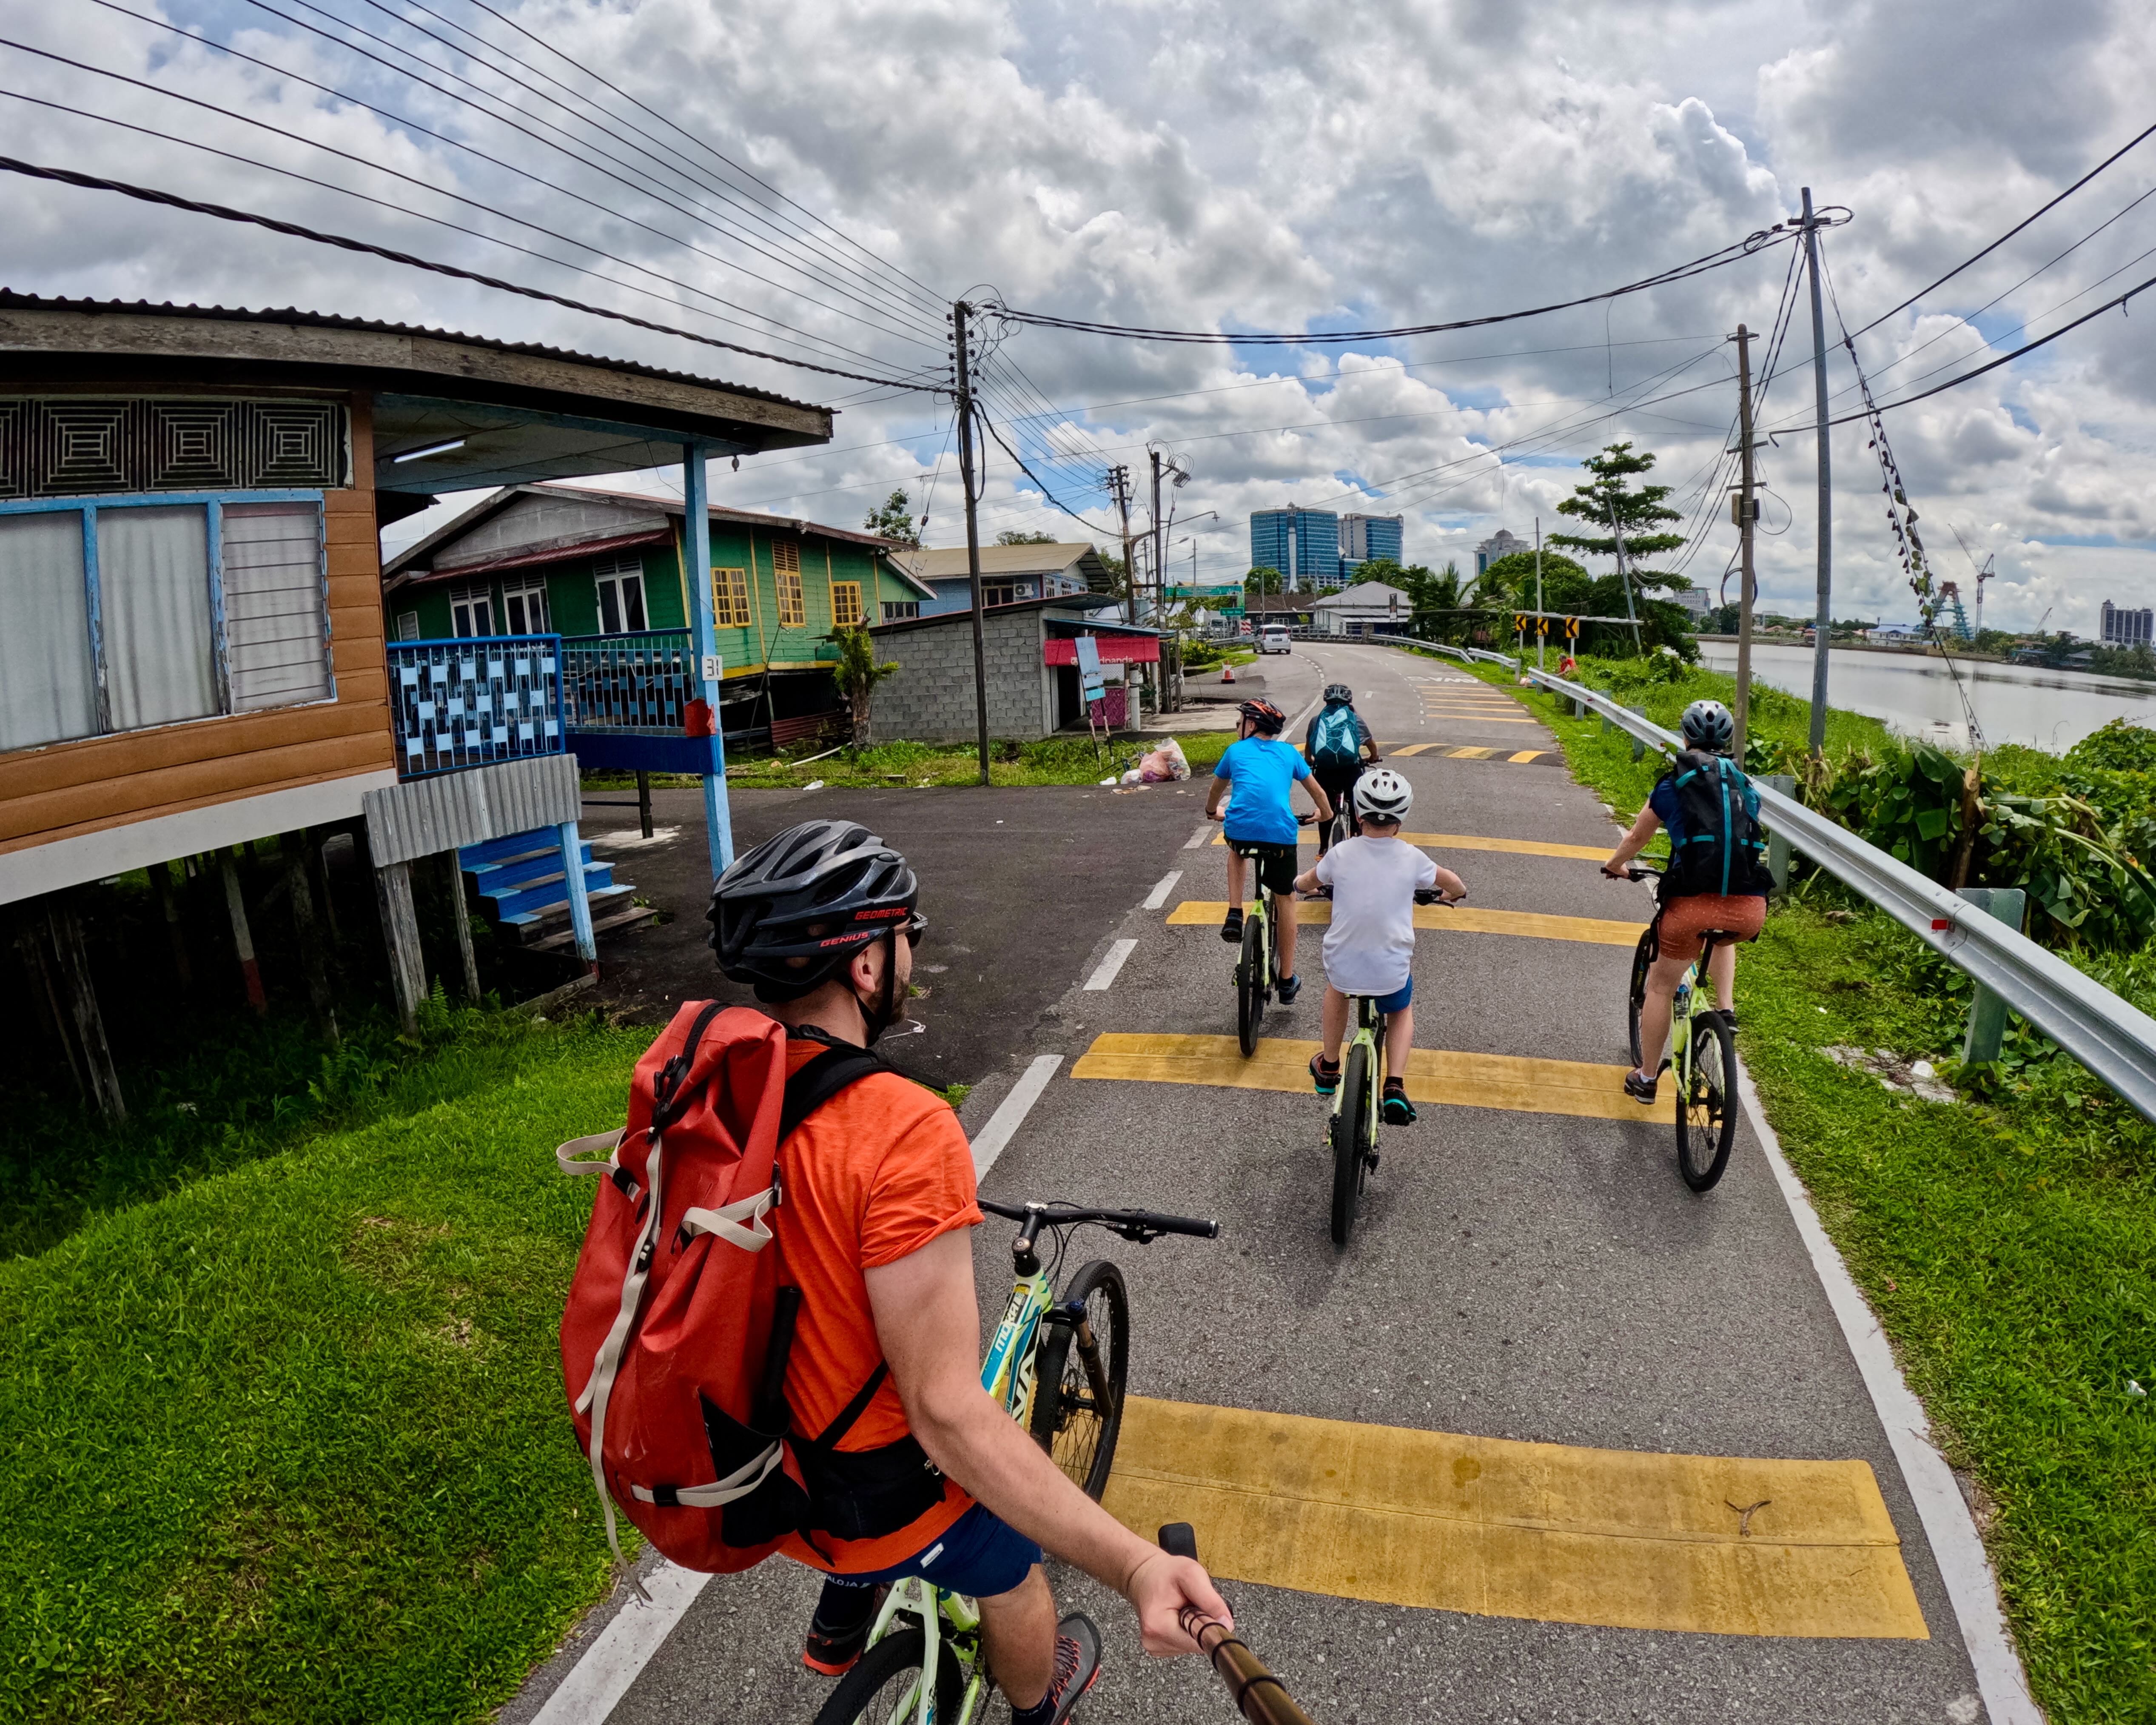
[1238,698,1286,734]
[707,819,919,1004]
[1323,683,1354,705]
[1680,699,1736,753]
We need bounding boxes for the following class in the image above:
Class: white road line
[1083,938,1139,991]
[1142,870,1182,909]
[970,1054,1063,1177]
[1739,1066,2040,1725]
[1184,824,1212,849]
[529,1563,712,1725]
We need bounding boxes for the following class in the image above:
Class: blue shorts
[820,1503,1042,1600]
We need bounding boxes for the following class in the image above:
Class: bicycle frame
[1330,996,1385,1139]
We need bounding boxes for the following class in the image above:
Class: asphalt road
[513,642,1989,1725]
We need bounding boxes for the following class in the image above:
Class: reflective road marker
[1072,1033,1675,1123]
[1167,900,1645,947]
[1100,1398,1929,1640]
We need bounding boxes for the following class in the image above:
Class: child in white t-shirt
[1292,768,1464,1124]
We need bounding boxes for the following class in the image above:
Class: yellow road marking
[1390,742,1439,756]
[1169,900,1643,946]
[1208,831,1608,860]
[1449,747,1495,758]
[1509,750,1544,763]
[1100,1398,1928,1640]
[1072,1032,1673,1122]
[1418,713,1538,724]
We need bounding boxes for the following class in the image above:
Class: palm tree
[831,627,899,747]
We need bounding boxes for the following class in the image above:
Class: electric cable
[0,154,936,392]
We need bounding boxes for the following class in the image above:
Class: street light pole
[1732,323,1759,761]
[951,301,990,784]
[1802,186,1834,758]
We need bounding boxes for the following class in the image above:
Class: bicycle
[813,1198,1219,1725]
[1230,814,1316,1058]
[1621,866,1740,1192]
[1327,890,1449,1246]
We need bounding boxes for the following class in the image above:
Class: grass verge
[0,1012,655,1724]
[1486,653,2156,1722]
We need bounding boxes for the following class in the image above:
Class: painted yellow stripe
[1100,1398,1928,1639]
[1450,747,1497,759]
[1390,742,1441,756]
[1168,900,1644,946]
[1509,750,1545,763]
[1419,713,1538,724]
[1208,831,1610,861]
[1071,1032,1673,1122]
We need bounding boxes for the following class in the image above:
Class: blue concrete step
[460,827,630,931]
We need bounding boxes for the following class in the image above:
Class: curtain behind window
[99,505,218,732]
[0,512,97,752]
[222,502,330,710]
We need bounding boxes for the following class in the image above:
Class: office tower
[1250,506,1341,590]
[2101,600,2153,647]
[1339,513,1404,583]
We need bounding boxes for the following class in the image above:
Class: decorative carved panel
[0,398,348,498]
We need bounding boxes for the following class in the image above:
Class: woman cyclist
[1601,699,1769,1103]
[1303,684,1380,856]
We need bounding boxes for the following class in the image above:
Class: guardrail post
[1763,774,1796,890]
[1624,707,1647,761]
[1957,887,2027,1064]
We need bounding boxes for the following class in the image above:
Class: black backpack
[1662,750,1773,898]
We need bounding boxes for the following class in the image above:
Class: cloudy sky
[5,0,2153,632]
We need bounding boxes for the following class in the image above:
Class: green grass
[0,1012,657,1724]
[1491,653,2156,1721]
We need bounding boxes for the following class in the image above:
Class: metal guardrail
[1420,642,1521,670]
[388,635,564,779]
[1518,664,2156,1121]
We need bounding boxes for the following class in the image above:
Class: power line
[1851,117,2156,337]
[0,154,935,391]
[992,229,1793,345]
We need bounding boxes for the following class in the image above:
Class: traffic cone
[1219,662,1235,683]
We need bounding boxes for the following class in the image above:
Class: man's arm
[866,1230,1232,1655]
[1204,770,1230,820]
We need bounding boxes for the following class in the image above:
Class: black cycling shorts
[1229,840,1299,895]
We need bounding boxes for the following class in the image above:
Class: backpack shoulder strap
[779,1042,890,1144]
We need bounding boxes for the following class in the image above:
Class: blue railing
[559,629,695,736]
[388,635,564,778]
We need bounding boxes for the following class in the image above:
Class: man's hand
[1123,1549,1234,1657]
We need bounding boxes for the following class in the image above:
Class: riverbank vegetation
[1485,653,2155,1722]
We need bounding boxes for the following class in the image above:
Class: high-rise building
[1250,505,1341,590]
[1475,528,1529,574]
[1338,512,1403,583]
[2101,600,2153,647]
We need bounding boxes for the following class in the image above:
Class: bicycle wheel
[1027,1259,1129,1500]
[1236,906,1265,1057]
[813,1626,964,1725]
[1627,927,1654,1069]
[1330,1042,1372,1246]
[1675,1010,1739,1192]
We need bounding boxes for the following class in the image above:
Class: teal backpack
[1310,704,1361,770]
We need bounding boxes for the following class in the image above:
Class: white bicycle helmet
[1353,767,1413,824]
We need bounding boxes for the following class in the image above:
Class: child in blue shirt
[1203,699,1335,1003]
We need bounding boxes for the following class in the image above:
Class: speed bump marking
[1168,900,1643,947]
[1209,832,1614,862]
[1099,1398,1929,1640]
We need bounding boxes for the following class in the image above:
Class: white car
[1258,625,1292,654]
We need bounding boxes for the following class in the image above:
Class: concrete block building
[868,593,1158,740]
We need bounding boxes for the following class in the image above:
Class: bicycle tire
[1331,1042,1371,1246]
[1627,927,1654,1069]
[812,1625,965,1725]
[1236,905,1264,1057]
[1675,1011,1739,1191]
[1026,1259,1130,1500]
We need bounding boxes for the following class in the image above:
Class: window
[775,559,806,626]
[594,555,648,635]
[772,539,801,575]
[501,574,551,635]
[449,582,493,637]
[831,581,863,628]
[710,566,751,629]
[396,611,420,642]
[0,493,329,756]
[881,600,920,623]
[983,580,1027,607]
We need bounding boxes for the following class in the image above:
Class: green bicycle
[1327,891,1447,1246]
[1623,866,1739,1192]
[813,1198,1218,1725]
[1230,816,1315,1057]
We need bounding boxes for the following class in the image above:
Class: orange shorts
[1657,892,1766,961]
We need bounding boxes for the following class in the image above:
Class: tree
[1470,550,1589,611]
[830,626,899,747]
[995,529,1058,546]
[864,488,919,547]
[1245,565,1284,597]
[1547,441,1686,576]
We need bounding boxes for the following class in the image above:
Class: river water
[1693,641,2156,754]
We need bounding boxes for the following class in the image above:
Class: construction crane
[1950,525,1996,636]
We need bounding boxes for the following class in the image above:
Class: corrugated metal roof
[893,543,1102,579]
[362,754,581,865]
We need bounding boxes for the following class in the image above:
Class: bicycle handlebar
[1158,1524,1317,1725]
[979,1198,1221,1243]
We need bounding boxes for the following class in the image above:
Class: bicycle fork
[1039,1300,1117,1422]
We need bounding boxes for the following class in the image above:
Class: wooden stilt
[46,898,125,1122]
[445,850,481,1004]
[154,859,192,990]
[636,769,654,839]
[12,913,88,1103]
[220,851,268,1014]
[282,832,339,1044]
[373,858,426,1036]
[309,825,342,946]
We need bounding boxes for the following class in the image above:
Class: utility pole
[1731,323,1760,760]
[1607,494,1643,654]
[951,302,990,784]
[1533,516,1544,672]
[1108,463,1138,720]
[1149,448,1165,624]
[1802,186,1833,758]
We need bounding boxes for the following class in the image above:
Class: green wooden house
[381,483,931,763]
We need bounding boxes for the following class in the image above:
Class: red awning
[1043,635,1160,665]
